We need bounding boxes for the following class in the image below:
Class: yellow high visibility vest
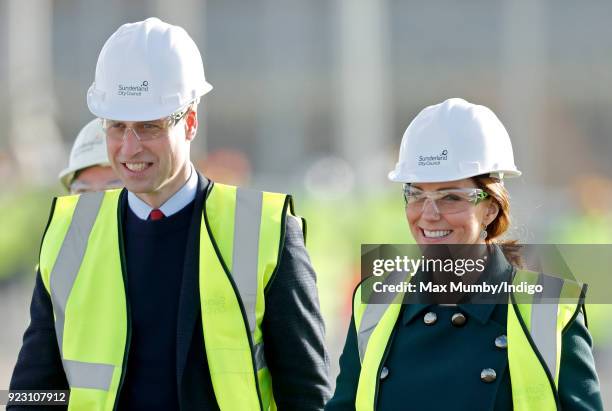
[39,183,301,411]
[353,268,585,411]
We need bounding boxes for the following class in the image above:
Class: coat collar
[127,164,200,219]
[401,245,514,326]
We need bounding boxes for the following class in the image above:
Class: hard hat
[388,98,521,183]
[58,118,109,189]
[87,17,213,121]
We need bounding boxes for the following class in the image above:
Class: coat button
[451,312,467,327]
[480,368,497,383]
[423,312,437,325]
[495,335,508,349]
[380,366,389,380]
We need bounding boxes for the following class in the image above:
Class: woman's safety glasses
[403,185,489,215]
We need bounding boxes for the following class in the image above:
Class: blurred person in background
[326,98,602,411]
[9,18,330,411]
[58,118,122,194]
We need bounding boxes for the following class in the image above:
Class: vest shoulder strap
[512,269,585,329]
[39,190,121,293]
[205,182,293,287]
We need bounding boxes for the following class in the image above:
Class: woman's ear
[484,200,500,226]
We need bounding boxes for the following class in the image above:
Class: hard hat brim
[87,83,212,122]
[388,168,522,183]
[58,161,112,191]
[58,167,76,191]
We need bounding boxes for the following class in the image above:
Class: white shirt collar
[127,164,198,220]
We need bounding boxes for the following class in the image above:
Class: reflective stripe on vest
[356,271,407,362]
[353,269,584,411]
[48,192,116,391]
[39,183,294,410]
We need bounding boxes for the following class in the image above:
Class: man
[10,18,330,410]
[59,118,122,193]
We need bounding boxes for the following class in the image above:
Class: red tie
[148,209,165,221]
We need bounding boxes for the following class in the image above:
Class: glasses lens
[103,120,126,140]
[404,188,486,215]
[435,191,476,213]
[134,121,167,140]
[103,119,171,141]
[103,107,190,141]
[404,187,427,215]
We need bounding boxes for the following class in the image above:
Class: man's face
[70,165,122,194]
[105,110,197,207]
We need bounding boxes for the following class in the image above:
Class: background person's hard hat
[58,118,109,189]
[388,98,522,183]
[87,17,213,121]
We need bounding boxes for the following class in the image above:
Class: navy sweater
[117,201,194,410]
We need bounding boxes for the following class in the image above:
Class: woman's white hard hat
[87,17,213,121]
[58,118,109,190]
[388,98,521,183]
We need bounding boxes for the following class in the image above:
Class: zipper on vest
[113,195,133,411]
[372,314,400,410]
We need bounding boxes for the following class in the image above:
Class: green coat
[326,250,603,411]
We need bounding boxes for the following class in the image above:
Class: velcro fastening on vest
[254,342,267,371]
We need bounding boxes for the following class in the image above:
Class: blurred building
[0,0,610,195]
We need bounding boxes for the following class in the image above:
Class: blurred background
[1,0,612,407]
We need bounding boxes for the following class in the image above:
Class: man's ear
[484,200,500,226]
[185,110,198,141]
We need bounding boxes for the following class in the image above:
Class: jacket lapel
[176,172,210,388]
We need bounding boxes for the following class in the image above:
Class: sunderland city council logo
[418,149,448,166]
[117,80,150,97]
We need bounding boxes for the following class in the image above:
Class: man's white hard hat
[58,118,109,189]
[388,98,521,183]
[87,17,213,121]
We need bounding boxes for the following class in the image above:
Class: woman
[325,98,603,411]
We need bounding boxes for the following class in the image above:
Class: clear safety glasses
[403,185,489,215]
[102,107,190,142]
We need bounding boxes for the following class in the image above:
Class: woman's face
[406,178,499,245]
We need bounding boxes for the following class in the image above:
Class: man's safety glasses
[403,185,489,215]
[102,107,190,142]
